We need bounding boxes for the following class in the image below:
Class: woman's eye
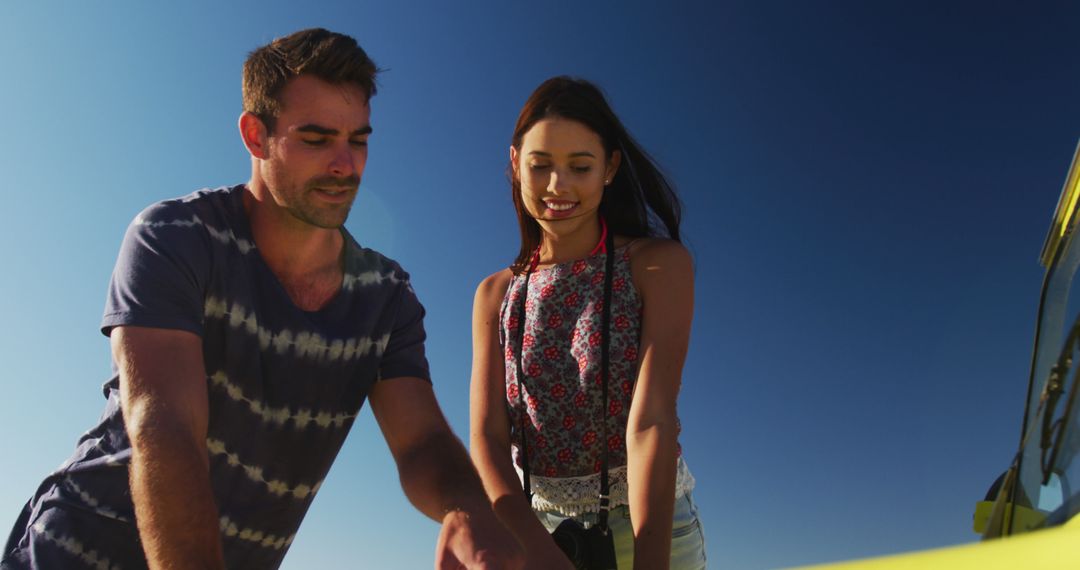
[571,166,592,173]
[529,163,551,171]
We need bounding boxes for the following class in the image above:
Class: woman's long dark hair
[509,76,682,274]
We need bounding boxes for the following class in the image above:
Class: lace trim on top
[516,457,696,517]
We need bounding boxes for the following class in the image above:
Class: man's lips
[312,187,356,203]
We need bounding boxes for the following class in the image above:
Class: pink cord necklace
[528,217,608,271]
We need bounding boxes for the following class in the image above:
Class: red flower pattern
[500,247,682,478]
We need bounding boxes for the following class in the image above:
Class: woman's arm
[469,270,574,570]
[626,239,695,570]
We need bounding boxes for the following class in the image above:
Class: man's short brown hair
[243,28,378,133]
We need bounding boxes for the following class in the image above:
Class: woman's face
[512,117,619,229]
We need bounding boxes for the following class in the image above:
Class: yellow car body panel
[1041,140,1080,267]
[793,515,1080,569]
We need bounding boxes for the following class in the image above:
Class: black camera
[550,518,618,570]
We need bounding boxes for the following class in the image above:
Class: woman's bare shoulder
[623,236,692,267]
[474,268,515,309]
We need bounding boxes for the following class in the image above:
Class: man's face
[259,75,371,229]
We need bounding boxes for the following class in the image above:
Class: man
[2,28,522,570]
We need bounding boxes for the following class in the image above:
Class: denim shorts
[535,492,707,569]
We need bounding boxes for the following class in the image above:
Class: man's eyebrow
[296,124,374,136]
[297,124,337,136]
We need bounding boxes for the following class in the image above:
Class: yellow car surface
[794,516,1080,569]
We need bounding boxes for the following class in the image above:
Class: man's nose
[328,144,357,177]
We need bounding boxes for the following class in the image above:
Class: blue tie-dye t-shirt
[4,185,429,569]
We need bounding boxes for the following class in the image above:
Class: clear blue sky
[2,1,1078,568]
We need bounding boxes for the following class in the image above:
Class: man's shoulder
[127,185,253,253]
[133,185,242,225]
[342,234,415,287]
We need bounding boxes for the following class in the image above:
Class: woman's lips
[543,200,578,218]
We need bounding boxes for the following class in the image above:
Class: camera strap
[597,225,614,533]
[514,224,615,533]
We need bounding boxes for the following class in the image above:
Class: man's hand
[369,377,524,569]
[435,509,525,570]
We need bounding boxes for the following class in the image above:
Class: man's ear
[239,112,271,160]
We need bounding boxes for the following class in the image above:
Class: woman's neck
[537,216,603,265]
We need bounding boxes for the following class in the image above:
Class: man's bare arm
[368,377,523,569]
[114,325,226,569]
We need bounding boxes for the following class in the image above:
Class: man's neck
[242,184,345,311]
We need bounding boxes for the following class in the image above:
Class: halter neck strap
[528,217,608,272]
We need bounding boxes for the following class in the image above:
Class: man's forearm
[129,425,226,569]
[472,437,555,551]
[395,427,492,520]
[114,326,224,569]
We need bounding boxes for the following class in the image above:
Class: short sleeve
[377,277,431,383]
[101,201,211,337]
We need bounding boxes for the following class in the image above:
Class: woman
[469,76,706,570]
